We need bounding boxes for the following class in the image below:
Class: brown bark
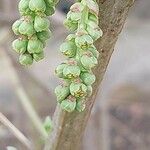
[44,0,135,150]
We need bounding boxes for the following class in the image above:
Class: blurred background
[0,0,150,149]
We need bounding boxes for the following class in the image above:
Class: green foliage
[12,0,57,66]
[55,0,102,112]
[43,116,53,133]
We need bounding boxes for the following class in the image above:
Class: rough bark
[44,0,135,150]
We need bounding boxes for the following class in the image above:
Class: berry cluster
[12,0,58,66]
[55,0,103,112]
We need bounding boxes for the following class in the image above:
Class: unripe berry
[70,81,87,98]
[80,52,98,69]
[29,0,46,13]
[27,37,44,53]
[55,63,68,78]
[88,13,99,25]
[34,16,50,32]
[19,0,31,16]
[67,11,81,22]
[88,45,99,59]
[19,53,33,66]
[68,2,84,20]
[33,51,44,62]
[66,34,76,42]
[85,0,99,17]
[55,85,70,102]
[19,17,35,36]
[87,26,103,41]
[37,29,52,42]
[12,19,23,35]
[45,5,55,16]
[12,38,28,54]
[80,72,96,85]
[64,19,78,31]
[75,34,93,49]
[63,64,81,79]
[60,96,76,112]
[60,41,76,58]
[44,0,55,6]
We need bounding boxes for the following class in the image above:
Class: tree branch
[44,0,135,150]
[0,112,33,150]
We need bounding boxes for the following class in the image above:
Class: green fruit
[70,82,87,98]
[60,41,76,58]
[45,5,55,16]
[19,53,33,66]
[34,16,50,32]
[55,63,67,78]
[12,19,23,35]
[88,13,99,24]
[81,52,98,69]
[37,29,52,42]
[80,72,96,85]
[60,97,76,112]
[28,38,43,53]
[64,19,78,31]
[19,18,35,36]
[76,100,85,112]
[75,34,93,49]
[19,0,31,15]
[12,38,27,54]
[66,34,76,42]
[67,11,81,21]
[87,26,103,41]
[67,2,84,21]
[70,2,84,13]
[29,0,46,12]
[88,45,99,59]
[44,0,54,6]
[63,65,81,79]
[55,85,70,102]
[33,52,44,62]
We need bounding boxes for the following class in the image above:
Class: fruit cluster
[12,0,58,66]
[55,0,103,112]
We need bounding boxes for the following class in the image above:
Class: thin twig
[1,49,48,140]
[0,112,32,150]
[0,28,48,140]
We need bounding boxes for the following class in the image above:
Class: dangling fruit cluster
[12,0,58,66]
[55,0,103,112]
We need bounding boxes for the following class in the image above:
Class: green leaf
[43,116,53,133]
